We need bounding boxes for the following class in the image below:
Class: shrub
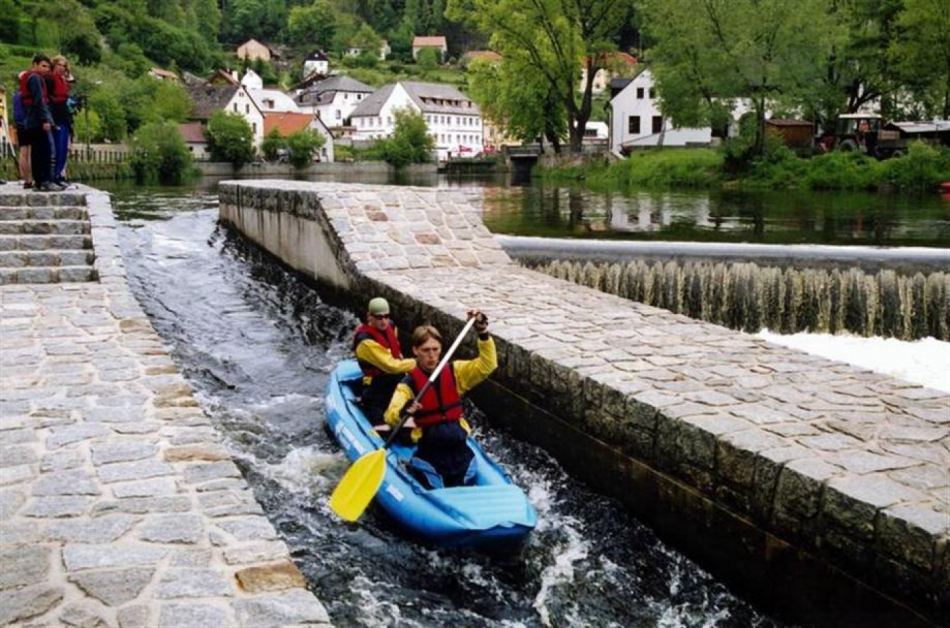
[879,141,950,192]
[129,121,193,184]
[286,129,325,167]
[261,129,286,161]
[205,111,255,167]
[378,108,434,167]
[801,151,882,190]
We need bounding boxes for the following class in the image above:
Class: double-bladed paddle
[329,316,478,522]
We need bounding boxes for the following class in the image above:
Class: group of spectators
[1,54,76,192]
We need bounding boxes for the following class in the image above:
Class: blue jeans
[52,126,69,182]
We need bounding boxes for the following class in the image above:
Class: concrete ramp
[219,180,949,626]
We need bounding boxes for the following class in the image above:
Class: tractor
[819,113,908,159]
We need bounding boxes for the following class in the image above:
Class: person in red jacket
[384,310,494,489]
[352,297,416,427]
[19,54,60,192]
[47,56,73,185]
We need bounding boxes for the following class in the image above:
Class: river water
[109,183,788,628]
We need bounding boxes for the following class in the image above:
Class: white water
[758,330,950,393]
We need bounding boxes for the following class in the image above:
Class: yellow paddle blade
[329,449,387,522]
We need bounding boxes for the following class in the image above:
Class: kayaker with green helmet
[384,310,494,489]
[352,297,416,427]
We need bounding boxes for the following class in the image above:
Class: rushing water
[109,186,788,628]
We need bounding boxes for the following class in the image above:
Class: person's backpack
[12,91,26,127]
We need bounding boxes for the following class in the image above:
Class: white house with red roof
[263,112,334,162]
[412,36,448,62]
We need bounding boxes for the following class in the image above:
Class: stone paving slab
[220,180,950,617]
[0,188,331,627]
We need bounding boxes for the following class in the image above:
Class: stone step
[0,220,91,236]
[0,234,93,251]
[0,192,87,207]
[0,249,95,268]
[0,206,88,221]
[0,265,98,285]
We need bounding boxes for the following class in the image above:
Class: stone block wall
[220,180,949,625]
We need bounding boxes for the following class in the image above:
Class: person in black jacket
[19,54,62,192]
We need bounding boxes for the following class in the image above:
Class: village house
[263,112,335,163]
[345,40,390,61]
[187,83,265,149]
[236,38,273,63]
[148,68,179,82]
[240,70,301,115]
[208,69,240,87]
[295,76,374,129]
[606,68,711,153]
[177,122,209,160]
[412,36,448,62]
[579,52,637,94]
[349,81,482,161]
[303,51,330,78]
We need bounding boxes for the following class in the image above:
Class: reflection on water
[480,185,950,247]
[97,173,950,247]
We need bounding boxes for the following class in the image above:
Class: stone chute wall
[221,180,949,626]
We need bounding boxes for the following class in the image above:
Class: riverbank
[539,142,950,193]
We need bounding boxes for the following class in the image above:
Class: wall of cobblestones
[219,180,949,625]
[1,188,331,627]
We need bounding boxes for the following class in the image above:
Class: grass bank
[540,142,950,194]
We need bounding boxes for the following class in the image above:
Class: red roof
[413,36,447,47]
[463,51,502,62]
[586,52,638,68]
[178,123,206,144]
[767,119,813,127]
[264,112,314,137]
[150,68,179,80]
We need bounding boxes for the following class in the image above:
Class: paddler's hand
[468,309,489,337]
[403,417,417,429]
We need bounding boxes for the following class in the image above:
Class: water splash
[534,259,949,340]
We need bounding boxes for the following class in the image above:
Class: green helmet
[368,297,390,316]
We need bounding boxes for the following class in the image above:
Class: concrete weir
[220,180,950,627]
[0,188,330,627]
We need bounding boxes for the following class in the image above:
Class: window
[245,104,249,114]
[335,110,341,119]
[387,116,392,125]
[636,87,644,99]
[628,116,640,134]
[252,123,257,133]
[233,103,238,112]
[652,116,663,133]
[649,87,656,99]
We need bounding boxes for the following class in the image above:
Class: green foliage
[889,0,950,118]
[261,129,286,161]
[378,108,434,167]
[879,142,950,191]
[416,47,440,72]
[449,0,636,152]
[638,0,833,155]
[0,0,22,43]
[288,1,336,49]
[129,121,193,184]
[223,0,286,43]
[73,110,103,146]
[205,111,255,166]
[89,90,127,142]
[286,129,326,167]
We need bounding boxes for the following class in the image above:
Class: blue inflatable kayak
[325,359,537,549]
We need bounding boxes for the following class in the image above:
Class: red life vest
[47,73,69,105]
[19,71,48,108]
[352,323,402,379]
[407,365,463,427]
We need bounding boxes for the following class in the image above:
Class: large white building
[349,81,483,160]
[295,76,375,128]
[607,68,711,152]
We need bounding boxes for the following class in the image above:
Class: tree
[261,129,286,161]
[416,46,440,73]
[448,0,635,153]
[890,0,950,119]
[89,89,127,142]
[468,57,566,148]
[288,1,336,49]
[0,0,22,43]
[637,0,833,156]
[129,121,193,184]
[205,111,255,166]
[286,129,326,167]
[379,108,435,167]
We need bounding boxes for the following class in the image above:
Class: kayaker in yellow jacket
[352,297,416,427]
[384,310,495,489]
